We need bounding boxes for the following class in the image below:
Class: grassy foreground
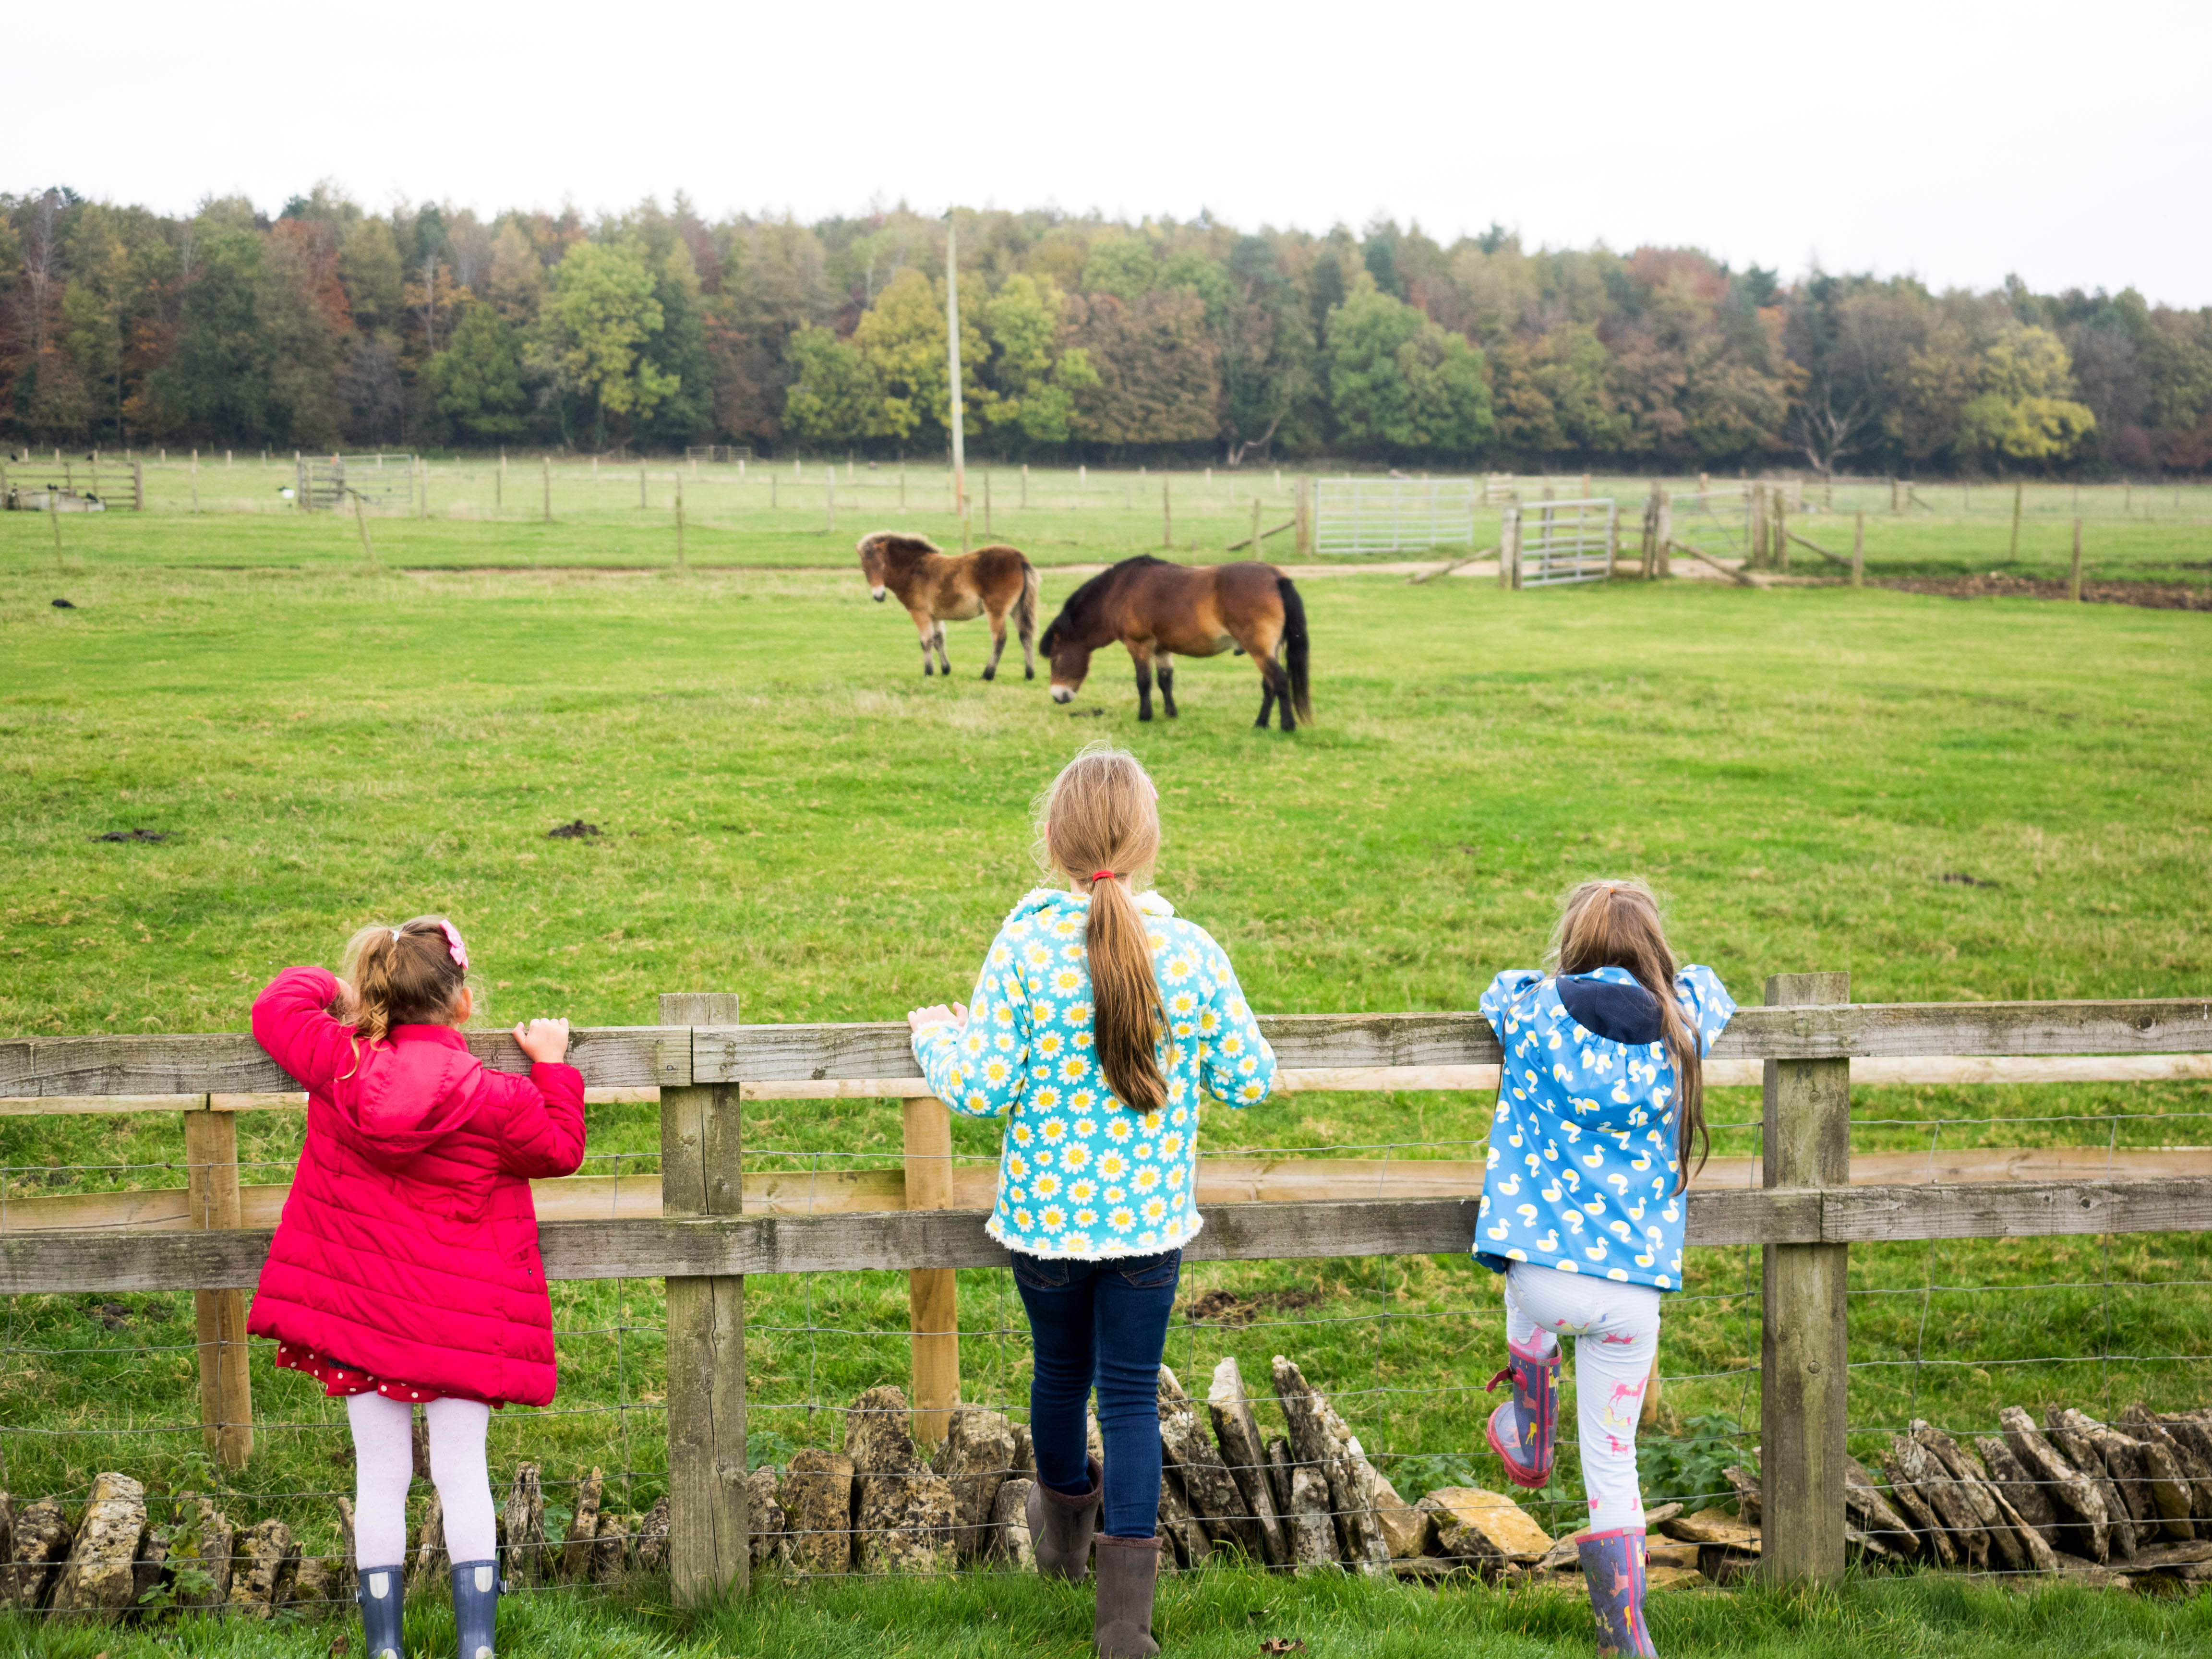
[7,1563,2212,1659]
[2,517,2208,1648]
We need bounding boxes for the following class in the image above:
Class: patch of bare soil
[1182,1287,1324,1327]
[1876,574,2212,611]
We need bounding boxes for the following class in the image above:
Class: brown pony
[857,531,1041,680]
[1039,556,1312,730]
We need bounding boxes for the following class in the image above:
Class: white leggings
[347,1393,498,1567]
[1504,1263,1660,1533]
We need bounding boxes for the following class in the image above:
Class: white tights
[347,1393,498,1568]
[1503,1263,1660,1533]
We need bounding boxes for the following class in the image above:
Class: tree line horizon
[5,186,2209,477]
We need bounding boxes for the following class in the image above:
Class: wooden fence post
[1760,971,1850,1585]
[1498,503,1520,589]
[1655,490,1671,578]
[2009,480,2024,560]
[903,1094,960,1444]
[1296,475,1311,557]
[185,1103,252,1470]
[2069,518,2084,602]
[659,991,749,1606]
[1851,513,1864,588]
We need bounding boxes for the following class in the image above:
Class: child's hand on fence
[907,1003,967,1036]
[513,1017,570,1064]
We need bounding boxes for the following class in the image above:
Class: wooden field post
[1850,512,1864,588]
[2009,480,2023,560]
[903,1094,960,1444]
[1760,970,1850,1585]
[1747,485,1766,570]
[659,991,749,1605]
[1296,475,1311,557]
[640,466,649,511]
[132,460,143,511]
[1655,489,1671,578]
[185,1103,253,1469]
[1021,463,1028,509]
[1773,489,1789,572]
[2069,518,2083,601]
[1498,502,1520,589]
[1249,496,1262,555]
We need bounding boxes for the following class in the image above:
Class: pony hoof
[1024,668,1034,680]
[982,668,995,681]
[1138,710,1153,722]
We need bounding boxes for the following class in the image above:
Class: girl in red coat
[249,916,585,1659]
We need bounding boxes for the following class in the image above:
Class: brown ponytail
[1549,879,1706,1193]
[1039,745,1167,1115]
[337,916,471,1047]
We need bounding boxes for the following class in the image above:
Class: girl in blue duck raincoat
[907,744,1274,1659]
[1477,879,1734,1657]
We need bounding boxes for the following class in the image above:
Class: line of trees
[5,186,2210,475]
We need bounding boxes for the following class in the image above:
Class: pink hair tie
[438,919,469,972]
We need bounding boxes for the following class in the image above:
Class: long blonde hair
[1548,879,1706,1193]
[1037,745,1167,1115]
[336,916,470,1047]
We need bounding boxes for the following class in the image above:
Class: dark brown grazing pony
[857,530,1041,680]
[1039,557,1312,730]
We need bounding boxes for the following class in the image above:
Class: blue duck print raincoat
[912,888,1275,1259]
[1475,964,1735,1291]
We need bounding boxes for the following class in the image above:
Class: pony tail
[341,924,401,1047]
[337,917,469,1050]
[1087,876,1168,1116]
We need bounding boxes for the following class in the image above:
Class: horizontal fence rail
[9,1178,2212,1298]
[9,1002,2210,1098]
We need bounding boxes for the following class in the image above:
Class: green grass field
[1,499,2208,1653]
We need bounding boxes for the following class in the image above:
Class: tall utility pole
[945,214,968,550]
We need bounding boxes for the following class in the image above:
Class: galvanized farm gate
[294,454,417,513]
[1501,496,1618,587]
[1313,476,1479,554]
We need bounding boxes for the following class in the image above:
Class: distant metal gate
[296,454,416,512]
[1669,488,1749,562]
[1510,497,1619,587]
[1314,476,1478,554]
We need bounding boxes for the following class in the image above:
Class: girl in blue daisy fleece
[1478,879,1733,1658]
[908,744,1274,1659]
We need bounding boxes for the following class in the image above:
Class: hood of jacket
[1005,886,1177,929]
[326,1024,487,1171]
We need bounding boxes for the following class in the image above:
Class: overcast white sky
[17,0,2210,304]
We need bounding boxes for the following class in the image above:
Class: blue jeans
[1011,1247,1182,1539]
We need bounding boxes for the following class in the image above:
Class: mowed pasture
[2,502,2210,1655]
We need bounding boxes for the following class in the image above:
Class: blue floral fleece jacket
[911,888,1276,1259]
[1475,964,1735,1291]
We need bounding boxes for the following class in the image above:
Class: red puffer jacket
[246,966,586,1406]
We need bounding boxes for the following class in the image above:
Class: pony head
[857,531,935,602]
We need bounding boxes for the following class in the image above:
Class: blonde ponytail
[337,917,471,1048]
[1038,745,1167,1114]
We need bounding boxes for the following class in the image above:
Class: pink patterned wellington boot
[1484,1331,1560,1488]
[1577,1528,1657,1656]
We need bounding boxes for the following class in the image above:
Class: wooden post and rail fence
[4,992,2211,1602]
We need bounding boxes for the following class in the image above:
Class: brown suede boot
[1094,1535,1160,1657]
[1027,1457,1104,1583]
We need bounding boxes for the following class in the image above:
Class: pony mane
[1042,555,1167,650]
[863,531,941,566]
